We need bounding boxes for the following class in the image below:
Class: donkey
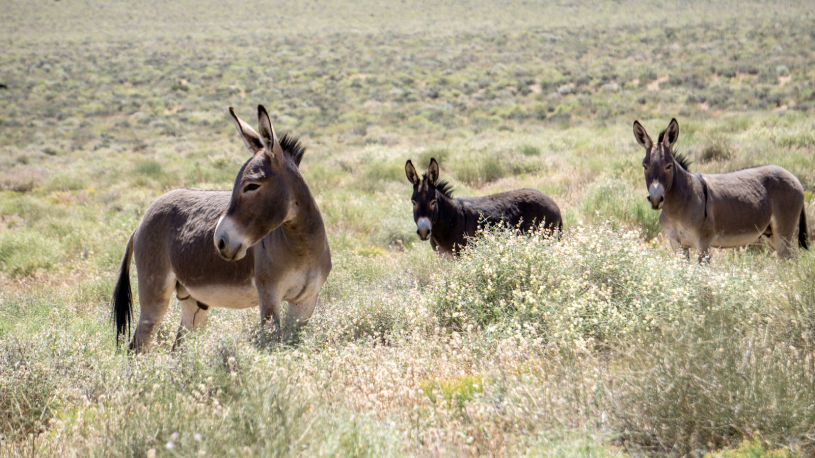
[404,158,562,256]
[111,105,332,352]
[633,117,808,261]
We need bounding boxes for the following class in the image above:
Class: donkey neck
[277,173,327,249]
[663,162,702,218]
[431,190,463,247]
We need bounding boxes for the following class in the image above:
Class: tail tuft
[111,235,135,346]
[799,208,809,250]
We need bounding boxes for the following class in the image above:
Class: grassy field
[2,0,815,456]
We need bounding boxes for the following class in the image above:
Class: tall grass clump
[581,178,661,240]
[0,228,63,277]
[454,155,506,186]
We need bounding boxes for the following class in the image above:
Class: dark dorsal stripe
[694,173,708,220]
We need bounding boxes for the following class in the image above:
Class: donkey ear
[427,158,440,185]
[662,118,679,148]
[229,107,263,153]
[633,120,653,150]
[257,105,284,158]
[405,160,420,186]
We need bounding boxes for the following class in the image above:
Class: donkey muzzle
[416,217,432,241]
[214,215,249,261]
[648,183,665,210]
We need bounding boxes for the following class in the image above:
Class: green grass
[2,0,815,456]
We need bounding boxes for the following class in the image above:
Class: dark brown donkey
[111,105,332,352]
[405,158,562,256]
[634,118,808,260]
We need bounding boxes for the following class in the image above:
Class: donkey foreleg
[258,288,283,333]
[668,237,690,260]
[695,238,712,264]
[288,294,319,327]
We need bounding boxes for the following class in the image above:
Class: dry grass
[2,0,815,456]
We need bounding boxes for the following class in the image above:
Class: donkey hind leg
[130,273,176,353]
[769,216,797,259]
[172,285,210,351]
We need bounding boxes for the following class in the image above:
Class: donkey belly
[183,283,259,310]
[710,231,764,249]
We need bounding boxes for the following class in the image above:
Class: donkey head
[405,158,443,241]
[633,118,680,210]
[214,105,303,261]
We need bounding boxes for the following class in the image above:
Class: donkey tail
[111,233,135,346]
[799,208,809,250]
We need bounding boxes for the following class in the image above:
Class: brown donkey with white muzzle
[111,105,331,352]
[633,117,808,261]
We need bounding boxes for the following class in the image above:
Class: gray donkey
[633,118,808,260]
[111,105,332,352]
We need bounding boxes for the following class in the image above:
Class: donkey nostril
[218,239,226,250]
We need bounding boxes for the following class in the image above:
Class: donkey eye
[643,164,648,170]
[243,183,261,193]
[665,164,672,170]
[411,200,417,205]
[430,200,437,207]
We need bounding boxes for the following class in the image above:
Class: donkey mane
[673,152,692,172]
[279,133,305,166]
[422,174,454,198]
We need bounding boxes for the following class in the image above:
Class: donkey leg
[172,286,210,351]
[696,238,712,264]
[770,229,795,259]
[669,237,690,260]
[289,294,319,327]
[131,273,176,353]
[258,287,283,336]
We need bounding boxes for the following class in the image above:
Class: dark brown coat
[405,158,562,256]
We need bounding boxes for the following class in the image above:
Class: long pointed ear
[257,104,284,158]
[633,120,653,150]
[662,118,679,149]
[427,158,440,186]
[229,107,263,153]
[405,160,420,186]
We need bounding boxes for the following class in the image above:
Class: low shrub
[454,155,506,186]
[699,135,734,163]
[429,223,692,340]
[0,339,57,440]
